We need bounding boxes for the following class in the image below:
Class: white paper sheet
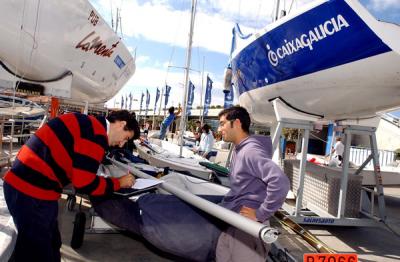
[132,178,164,190]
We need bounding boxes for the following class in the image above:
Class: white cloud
[135,55,150,65]
[369,0,400,11]
[95,0,275,55]
[106,63,227,109]
[95,0,309,108]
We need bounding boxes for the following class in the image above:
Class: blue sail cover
[91,194,225,262]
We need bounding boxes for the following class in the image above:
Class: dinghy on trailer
[135,140,213,180]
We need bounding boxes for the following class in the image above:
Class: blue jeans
[159,123,168,140]
[4,182,61,262]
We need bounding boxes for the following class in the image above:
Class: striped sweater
[4,113,120,200]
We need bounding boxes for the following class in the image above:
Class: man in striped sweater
[3,110,140,261]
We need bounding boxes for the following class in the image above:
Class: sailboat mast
[274,0,281,22]
[199,56,205,124]
[178,0,197,157]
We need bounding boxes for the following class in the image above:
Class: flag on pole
[154,88,160,112]
[129,92,133,110]
[187,81,195,116]
[164,85,172,108]
[140,92,144,111]
[203,76,213,117]
[145,89,150,116]
[224,84,234,109]
[121,95,124,109]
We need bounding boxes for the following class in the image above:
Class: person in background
[193,124,215,159]
[214,131,230,150]
[3,110,140,262]
[159,106,181,140]
[332,137,344,161]
[193,120,202,144]
[143,120,152,139]
[216,106,290,262]
[328,136,344,166]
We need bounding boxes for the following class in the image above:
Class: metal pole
[109,158,279,244]
[199,57,205,124]
[156,86,164,131]
[178,0,197,157]
[295,128,310,216]
[274,0,281,22]
[338,129,352,218]
[369,132,387,221]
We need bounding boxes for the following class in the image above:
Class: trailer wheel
[71,211,86,249]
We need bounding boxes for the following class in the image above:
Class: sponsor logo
[88,10,99,26]
[114,55,126,69]
[304,253,358,262]
[303,217,335,224]
[75,31,120,58]
[267,14,350,66]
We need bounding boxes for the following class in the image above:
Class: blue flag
[164,85,172,108]
[203,76,213,117]
[187,81,195,116]
[146,89,150,108]
[154,88,160,112]
[140,92,144,111]
[121,95,124,109]
[129,92,133,110]
[145,89,150,116]
[224,84,234,109]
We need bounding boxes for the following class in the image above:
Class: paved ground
[305,186,400,262]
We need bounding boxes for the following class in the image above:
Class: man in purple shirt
[216,106,290,262]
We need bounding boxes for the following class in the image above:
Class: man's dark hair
[195,120,201,124]
[168,107,175,114]
[202,124,211,134]
[107,110,140,139]
[218,106,251,133]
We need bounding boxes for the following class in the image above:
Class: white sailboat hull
[231,0,400,124]
[0,0,135,103]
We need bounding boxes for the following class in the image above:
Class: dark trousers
[4,182,61,262]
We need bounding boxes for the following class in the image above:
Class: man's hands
[239,206,257,221]
[118,173,135,188]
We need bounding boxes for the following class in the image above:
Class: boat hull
[231,0,400,123]
[0,0,135,103]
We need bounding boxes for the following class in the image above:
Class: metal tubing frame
[369,133,386,221]
[295,128,310,217]
[337,129,352,218]
[108,157,279,244]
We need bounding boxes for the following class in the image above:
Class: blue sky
[90,0,400,116]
